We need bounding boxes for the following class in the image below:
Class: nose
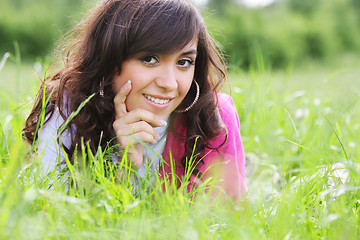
[155,64,178,92]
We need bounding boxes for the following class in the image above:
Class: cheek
[112,61,134,93]
[124,90,139,111]
[112,75,127,93]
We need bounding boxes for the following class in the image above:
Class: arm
[199,93,246,202]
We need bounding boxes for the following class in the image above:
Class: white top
[139,122,168,178]
[37,110,168,185]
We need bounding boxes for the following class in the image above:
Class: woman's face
[112,40,198,120]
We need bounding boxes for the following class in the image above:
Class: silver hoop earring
[176,80,200,113]
[99,77,104,97]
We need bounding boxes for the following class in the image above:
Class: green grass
[0,55,359,239]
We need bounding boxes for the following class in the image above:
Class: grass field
[0,54,359,239]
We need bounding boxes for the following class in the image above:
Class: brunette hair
[23,0,227,176]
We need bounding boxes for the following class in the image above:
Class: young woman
[23,0,246,201]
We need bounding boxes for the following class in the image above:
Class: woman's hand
[113,80,165,169]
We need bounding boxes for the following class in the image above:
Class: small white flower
[234,87,243,93]
[329,162,349,187]
[294,108,309,119]
[34,62,42,73]
[345,113,351,125]
[314,98,321,106]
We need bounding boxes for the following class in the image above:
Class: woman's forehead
[181,39,198,52]
[130,40,198,58]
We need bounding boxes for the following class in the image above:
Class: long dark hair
[23,0,227,176]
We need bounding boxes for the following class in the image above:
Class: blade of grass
[284,108,301,169]
[322,114,348,161]
[0,52,10,72]
[56,93,95,139]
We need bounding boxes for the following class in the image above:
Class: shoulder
[203,92,242,152]
[216,93,240,131]
[40,109,72,149]
[216,92,235,107]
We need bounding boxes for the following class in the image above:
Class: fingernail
[123,80,131,88]
[159,119,167,126]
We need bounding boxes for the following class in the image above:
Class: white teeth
[144,94,170,104]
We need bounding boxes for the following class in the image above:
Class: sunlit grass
[0,55,359,239]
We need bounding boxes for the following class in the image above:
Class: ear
[114,66,122,76]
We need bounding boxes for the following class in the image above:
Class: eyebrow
[181,50,198,56]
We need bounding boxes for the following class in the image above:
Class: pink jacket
[159,93,246,195]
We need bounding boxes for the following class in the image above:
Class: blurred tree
[287,0,320,15]
[351,0,360,23]
[332,0,360,50]
[208,0,233,14]
[0,0,89,59]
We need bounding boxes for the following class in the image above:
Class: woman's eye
[177,58,194,69]
[141,56,159,65]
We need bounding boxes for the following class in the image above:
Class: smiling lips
[143,94,171,105]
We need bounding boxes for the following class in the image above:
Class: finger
[113,120,159,140]
[131,132,158,145]
[117,131,157,147]
[118,108,167,128]
[114,80,132,118]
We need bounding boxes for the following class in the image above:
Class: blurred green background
[1,2,359,238]
[0,0,85,60]
[1,0,359,69]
